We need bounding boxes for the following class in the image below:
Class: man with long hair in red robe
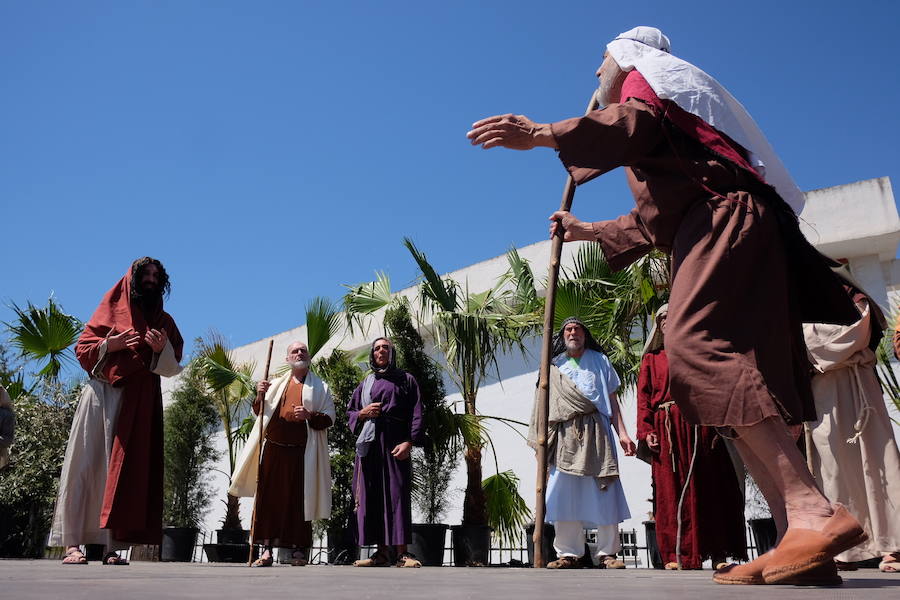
[50,257,183,565]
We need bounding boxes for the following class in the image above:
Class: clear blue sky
[2,1,899,378]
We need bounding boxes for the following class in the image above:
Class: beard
[290,360,309,370]
[565,339,584,354]
[132,283,162,315]
[597,64,626,107]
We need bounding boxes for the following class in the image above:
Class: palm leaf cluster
[196,331,256,530]
[4,298,81,382]
[875,317,900,425]
[503,243,669,391]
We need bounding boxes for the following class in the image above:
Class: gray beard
[290,360,309,370]
[597,66,625,107]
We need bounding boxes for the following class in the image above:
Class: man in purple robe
[349,337,424,567]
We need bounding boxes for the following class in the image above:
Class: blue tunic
[545,349,631,526]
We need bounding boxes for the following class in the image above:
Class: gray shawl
[528,365,618,485]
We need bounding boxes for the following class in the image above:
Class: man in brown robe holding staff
[468,26,863,585]
[229,342,334,567]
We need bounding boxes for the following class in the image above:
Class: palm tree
[403,237,531,528]
[197,331,257,530]
[4,298,82,384]
[554,244,669,387]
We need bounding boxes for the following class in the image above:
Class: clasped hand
[107,327,168,353]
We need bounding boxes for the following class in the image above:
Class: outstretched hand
[467,114,557,150]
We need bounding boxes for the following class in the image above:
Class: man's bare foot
[62,546,87,565]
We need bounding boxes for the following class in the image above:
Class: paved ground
[3,560,899,600]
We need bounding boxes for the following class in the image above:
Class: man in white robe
[530,317,636,569]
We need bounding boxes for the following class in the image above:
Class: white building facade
[170,177,900,561]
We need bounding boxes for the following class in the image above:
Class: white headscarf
[642,304,668,356]
[606,26,805,214]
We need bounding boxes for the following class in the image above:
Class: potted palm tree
[402,239,534,566]
[197,332,256,560]
[161,356,219,562]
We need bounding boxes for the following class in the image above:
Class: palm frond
[306,296,342,359]
[343,271,394,335]
[483,470,532,547]
[404,237,457,313]
[503,247,542,314]
[4,298,82,380]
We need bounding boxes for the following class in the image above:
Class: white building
[169,176,900,562]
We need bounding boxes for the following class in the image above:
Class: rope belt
[658,400,677,473]
[845,364,874,444]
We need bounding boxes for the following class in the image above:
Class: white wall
[168,177,900,560]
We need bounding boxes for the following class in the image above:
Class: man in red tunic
[50,257,183,565]
[637,305,746,570]
[468,26,864,585]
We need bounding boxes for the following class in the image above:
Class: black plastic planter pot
[408,523,449,566]
[161,527,198,562]
[643,521,664,569]
[216,528,249,545]
[748,518,777,556]
[450,524,491,567]
[327,528,360,565]
[524,522,557,566]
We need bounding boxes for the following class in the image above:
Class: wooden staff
[533,92,600,568]
[247,339,275,566]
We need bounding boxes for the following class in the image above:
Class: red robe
[75,267,183,545]
[637,349,746,568]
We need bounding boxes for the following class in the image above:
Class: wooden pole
[533,92,600,568]
[247,339,275,566]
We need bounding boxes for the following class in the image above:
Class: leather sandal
[546,555,581,569]
[102,552,129,566]
[62,547,88,565]
[879,552,900,573]
[762,504,866,584]
[251,556,274,567]
[353,551,391,567]
[395,552,422,568]
[715,552,842,586]
[599,555,626,569]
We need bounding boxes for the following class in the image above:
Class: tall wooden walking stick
[247,339,275,566]
[533,92,600,568]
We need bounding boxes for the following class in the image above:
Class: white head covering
[606,27,805,214]
[642,304,668,355]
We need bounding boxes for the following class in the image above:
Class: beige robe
[804,300,900,560]
[229,370,334,521]
[48,340,182,549]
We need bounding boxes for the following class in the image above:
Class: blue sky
[2,1,899,378]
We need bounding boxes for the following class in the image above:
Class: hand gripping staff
[532,91,600,568]
[248,339,275,566]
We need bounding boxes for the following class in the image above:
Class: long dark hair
[130,256,171,299]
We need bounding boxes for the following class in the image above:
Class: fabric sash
[355,374,377,457]
[528,365,618,481]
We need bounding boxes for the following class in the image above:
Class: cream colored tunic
[804,300,900,560]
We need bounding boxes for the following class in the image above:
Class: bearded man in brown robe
[468,26,864,585]
[50,257,183,565]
